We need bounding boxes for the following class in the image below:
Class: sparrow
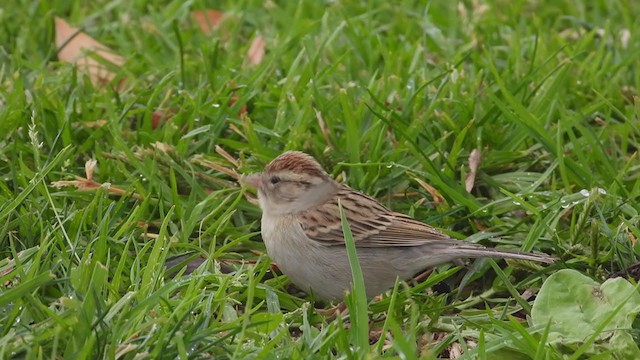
[241,151,555,300]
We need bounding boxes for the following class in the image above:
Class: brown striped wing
[296,187,453,247]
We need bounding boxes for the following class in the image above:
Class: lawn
[2,0,640,358]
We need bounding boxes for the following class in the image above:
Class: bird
[241,151,555,301]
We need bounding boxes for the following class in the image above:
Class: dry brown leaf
[315,108,333,148]
[226,80,248,116]
[51,177,142,199]
[51,176,101,191]
[191,9,225,35]
[215,145,239,167]
[465,148,481,193]
[150,142,175,153]
[229,91,248,116]
[51,159,141,199]
[85,159,97,181]
[191,155,240,180]
[473,219,488,231]
[247,35,265,66]
[414,177,444,204]
[55,17,124,87]
[151,110,174,129]
[191,150,259,205]
[228,123,246,139]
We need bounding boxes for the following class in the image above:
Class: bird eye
[270,176,281,184]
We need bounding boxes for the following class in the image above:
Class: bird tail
[453,244,556,264]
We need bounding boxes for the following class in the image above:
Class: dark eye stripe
[270,177,311,185]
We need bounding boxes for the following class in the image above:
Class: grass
[2,0,640,358]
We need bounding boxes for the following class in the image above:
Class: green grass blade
[339,200,369,355]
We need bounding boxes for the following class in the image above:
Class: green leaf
[531,269,640,357]
[250,312,284,334]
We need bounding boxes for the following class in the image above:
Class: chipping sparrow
[242,151,555,301]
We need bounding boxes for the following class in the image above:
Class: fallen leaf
[215,145,239,167]
[472,219,488,231]
[414,177,444,204]
[227,80,248,116]
[51,176,101,191]
[229,91,248,116]
[150,142,175,153]
[228,123,246,138]
[465,148,481,193]
[191,9,225,35]
[51,159,141,199]
[315,108,333,148]
[151,110,174,129]
[190,155,240,180]
[55,17,124,87]
[247,35,265,66]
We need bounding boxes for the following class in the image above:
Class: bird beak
[240,173,264,190]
